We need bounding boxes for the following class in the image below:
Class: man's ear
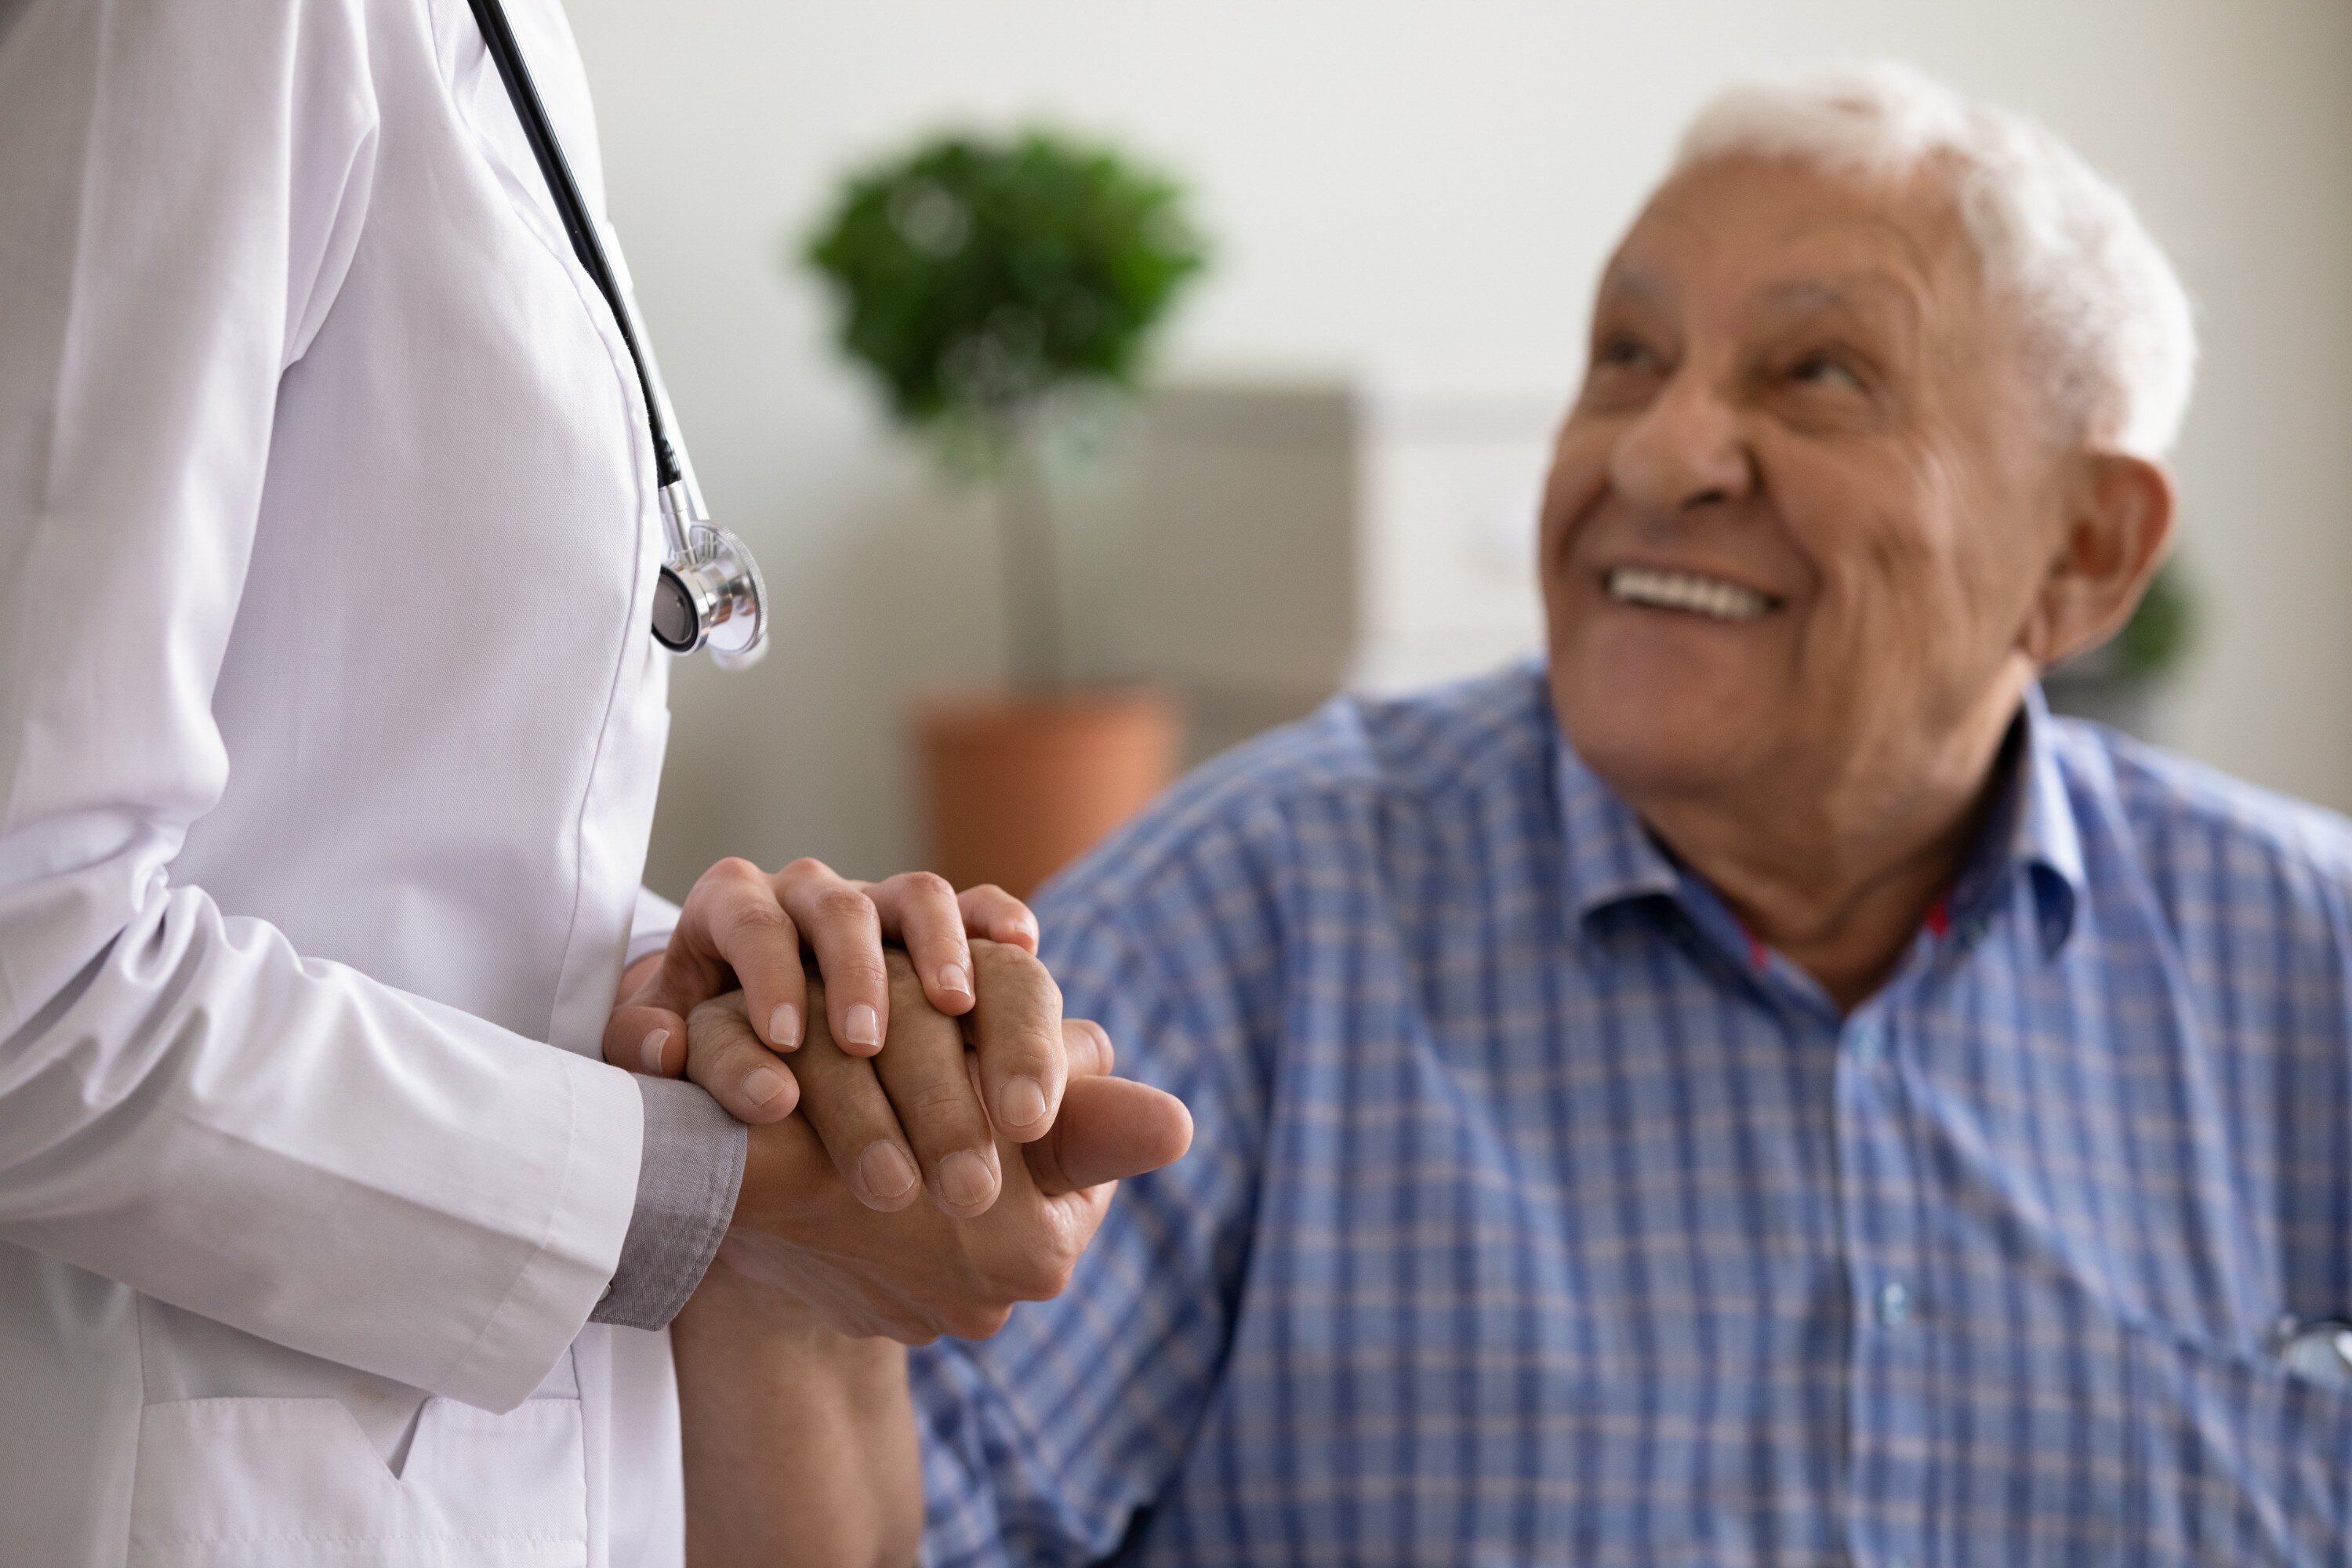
[2021,452,2176,670]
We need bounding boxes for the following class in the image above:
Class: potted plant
[2042,556,2199,741]
[804,129,1209,895]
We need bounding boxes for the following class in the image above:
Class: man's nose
[1609,372,1756,514]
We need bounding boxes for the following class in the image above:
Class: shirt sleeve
[592,1076,746,1330]
[0,0,639,1412]
[911,880,1279,1566]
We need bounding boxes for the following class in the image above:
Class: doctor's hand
[695,967,1192,1341]
[601,858,1036,1123]
[688,942,1093,1219]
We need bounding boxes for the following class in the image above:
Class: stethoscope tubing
[463,0,684,488]
[461,0,768,665]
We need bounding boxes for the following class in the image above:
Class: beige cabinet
[1110,377,1561,759]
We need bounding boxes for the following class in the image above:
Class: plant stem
[996,424,1062,689]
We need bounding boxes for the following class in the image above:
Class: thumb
[1062,1017,1115,1080]
[1025,1076,1192,1196]
[604,1003,688,1076]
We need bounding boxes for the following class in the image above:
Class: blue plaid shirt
[912,663,2352,1566]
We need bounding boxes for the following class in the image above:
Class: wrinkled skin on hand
[709,952,1192,1344]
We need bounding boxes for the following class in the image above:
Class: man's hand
[666,964,1187,1566]
[601,858,1039,1128]
[697,960,1193,1341]
[687,942,1078,1218]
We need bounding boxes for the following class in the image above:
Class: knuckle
[811,885,877,930]
[699,856,766,895]
[972,940,1046,982]
[687,1025,750,1064]
[716,899,789,945]
[779,856,836,887]
[898,870,956,904]
[685,992,749,1030]
[699,1026,761,1065]
[900,1078,981,1124]
[693,1032,761,1076]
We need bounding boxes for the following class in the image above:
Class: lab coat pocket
[128,1395,587,1567]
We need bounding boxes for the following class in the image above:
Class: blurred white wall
[560,0,2352,897]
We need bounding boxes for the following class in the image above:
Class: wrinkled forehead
[1595,155,1987,346]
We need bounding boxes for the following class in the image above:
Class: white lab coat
[0,0,695,1561]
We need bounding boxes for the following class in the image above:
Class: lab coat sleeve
[0,0,641,1412]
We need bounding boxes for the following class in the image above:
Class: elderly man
[675,64,2352,1565]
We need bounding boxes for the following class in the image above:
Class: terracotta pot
[916,687,1181,899]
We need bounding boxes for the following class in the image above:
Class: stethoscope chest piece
[654,511,768,669]
[2271,1316,2352,1388]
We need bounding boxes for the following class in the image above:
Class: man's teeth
[1604,567,1773,622]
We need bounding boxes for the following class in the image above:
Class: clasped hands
[604,856,1191,1340]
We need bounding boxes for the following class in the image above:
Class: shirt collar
[1949,681,2085,956]
[1554,681,2086,958]
[1551,732,1685,921]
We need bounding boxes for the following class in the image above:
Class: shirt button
[1849,1023,1885,1066]
[1877,1281,1913,1329]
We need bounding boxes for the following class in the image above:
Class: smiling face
[1544,154,2084,837]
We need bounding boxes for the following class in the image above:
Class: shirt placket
[1661,871,1960,1568]
[1832,978,1936,1568]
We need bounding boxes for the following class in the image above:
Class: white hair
[1672,61,2197,459]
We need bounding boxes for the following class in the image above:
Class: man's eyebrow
[1754,275,1919,328]
[1759,281,1849,313]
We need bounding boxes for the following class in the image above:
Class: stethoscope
[2273,1316,2352,1388]
[466,0,767,668]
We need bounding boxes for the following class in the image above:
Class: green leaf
[800,128,1210,462]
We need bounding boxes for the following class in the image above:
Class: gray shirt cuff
[590,1076,747,1330]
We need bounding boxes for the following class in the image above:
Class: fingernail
[938,1149,996,1210]
[638,1029,670,1073]
[938,963,970,999]
[768,1003,800,1051]
[997,1074,1047,1130]
[858,1142,918,1201]
[745,1067,789,1107]
[845,1004,880,1048]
